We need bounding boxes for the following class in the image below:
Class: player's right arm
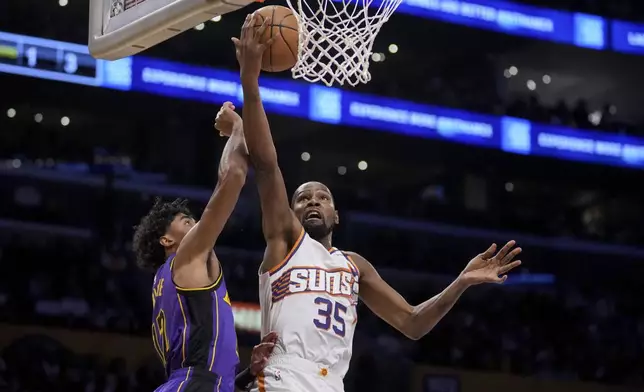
[232,14,302,270]
[173,104,249,286]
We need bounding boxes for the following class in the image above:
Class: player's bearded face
[301,211,333,240]
[292,186,337,241]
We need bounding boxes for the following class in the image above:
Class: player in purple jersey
[133,103,271,392]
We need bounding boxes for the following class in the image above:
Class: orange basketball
[253,5,299,72]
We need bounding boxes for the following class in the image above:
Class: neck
[315,234,333,250]
[164,246,178,259]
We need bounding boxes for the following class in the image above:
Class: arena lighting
[358,161,368,171]
[527,80,536,90]
[542,74,551,84]
[6,108,16,118]
[388,44,398,54]
[589,111,602,126]
[338,166,347,175]
[301,152,311,161]
[59,0,68,6]
[393,0,607,49]
[194,23,205,31]
[34,113,43,123]
[509,66,518,76]
[61,116,70,126]
[211,16,222,22]
[3,31,644,170]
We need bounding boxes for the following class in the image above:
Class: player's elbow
[406,331,423,341]
[400,323,423,341]
[400,311,429,341]
[391,312,423,340]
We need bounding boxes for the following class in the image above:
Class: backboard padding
[89,0,254,60]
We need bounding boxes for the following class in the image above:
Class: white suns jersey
[258,229,360,378]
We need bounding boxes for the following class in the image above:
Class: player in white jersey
[232,13,523,392]
[257,232,361,388]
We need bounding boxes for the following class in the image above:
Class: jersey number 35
[313,296,347,337]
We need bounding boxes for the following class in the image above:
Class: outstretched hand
[232,14,275,82]
[249,331,278,376]
[214,101,241,137]
[459,241,522,286]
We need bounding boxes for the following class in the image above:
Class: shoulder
[343,251,367,264]
[343,251,377,279]
[172,251,222,290]
[154,257,171,278]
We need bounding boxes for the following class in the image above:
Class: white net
[285,0,402,87]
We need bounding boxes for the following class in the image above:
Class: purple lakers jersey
[151,254,239,391]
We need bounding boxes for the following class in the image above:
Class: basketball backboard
[89,0,255,60]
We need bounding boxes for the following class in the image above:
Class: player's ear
[334,210,339,225]
[159,235,174,248]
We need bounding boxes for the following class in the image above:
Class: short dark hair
[132,198,191,271]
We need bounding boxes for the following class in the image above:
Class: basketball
[253,5,299,72]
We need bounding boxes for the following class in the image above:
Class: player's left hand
[232,13,275,82]
[249,331,278,376]
[214,101,242,137]
[459,241,522,286]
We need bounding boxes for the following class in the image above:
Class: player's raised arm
[348,241,522,340]
[232,14,302,264]
[173,103,249,279]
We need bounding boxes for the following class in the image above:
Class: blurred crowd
[1,193,643,391]
[0,334,164,392]
[518,0,644,19]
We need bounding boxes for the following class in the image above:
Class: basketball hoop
[284,0,402,87]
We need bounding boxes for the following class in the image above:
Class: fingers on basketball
[242,14,252,34]
[253,6,299,72]
[255,16,271,38]
[263,36,278,49]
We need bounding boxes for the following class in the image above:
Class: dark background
[0,0,643,391]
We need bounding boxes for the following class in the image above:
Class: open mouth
[304,210,322,221]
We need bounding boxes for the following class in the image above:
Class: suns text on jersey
[271,267,359,302]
